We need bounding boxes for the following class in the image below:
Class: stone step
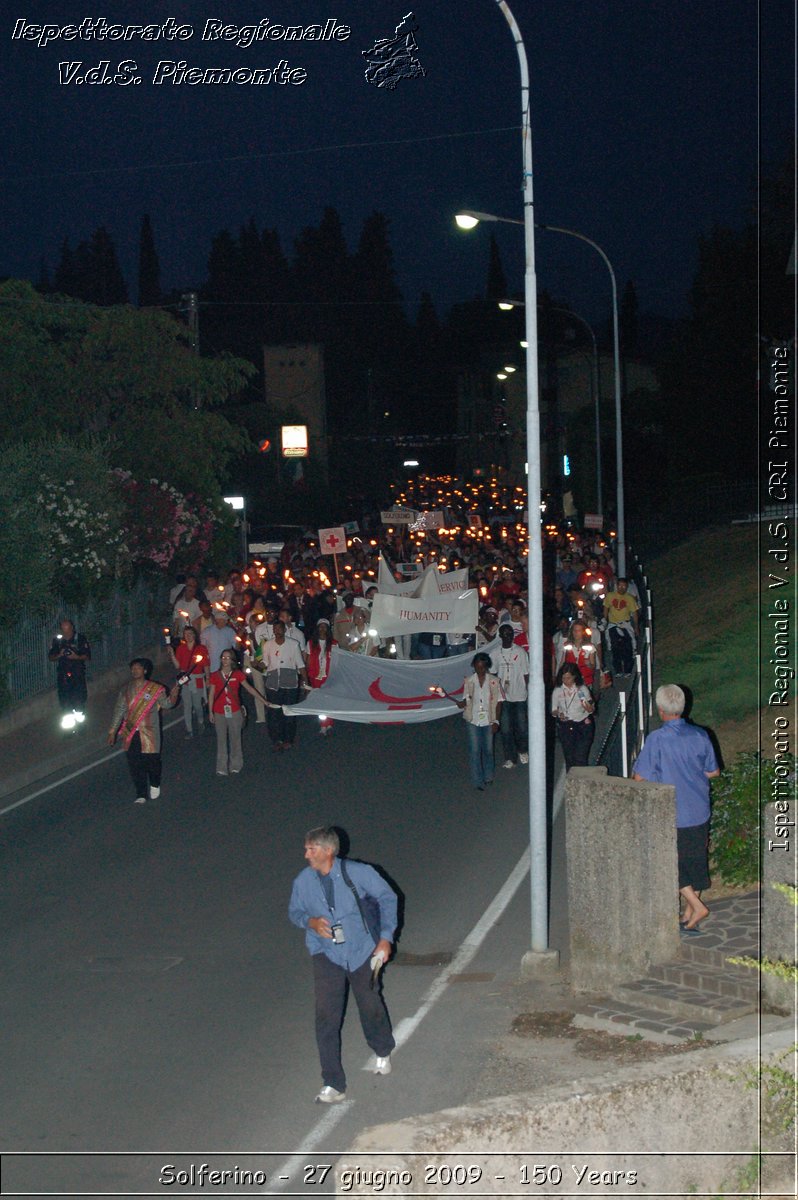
[613,976,757,1024]
[649,959,761,1003]
[677,936,759,971]
[571,1000,718,1045]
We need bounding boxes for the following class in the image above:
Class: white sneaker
[374,1055,392,1075]
[134,797,146,804]
[150,785,161,799]
[315,1085,346,1104]
[502,759,515,769]
[518,753,529,764]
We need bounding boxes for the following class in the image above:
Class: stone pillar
[566,766,681,993]
[761,801,796,1014]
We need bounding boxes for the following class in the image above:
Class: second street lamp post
[499,299,603,519]
[456,210,626,574]
[537,224,625,575]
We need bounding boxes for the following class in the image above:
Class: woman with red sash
[108,659,179,804]
[207,648,262,775]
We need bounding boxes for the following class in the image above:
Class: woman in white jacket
[551,664,595,770]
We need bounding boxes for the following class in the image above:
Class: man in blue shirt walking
[289,827,397,1103]
[633,684,720,931]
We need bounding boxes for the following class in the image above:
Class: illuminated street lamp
[455,210,625,572]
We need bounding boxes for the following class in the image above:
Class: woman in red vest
[561,620,602,691]
[168,625,209,737]
[207,648,262,775]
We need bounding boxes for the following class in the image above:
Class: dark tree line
[36,146,793,522]
[44,207,465,500]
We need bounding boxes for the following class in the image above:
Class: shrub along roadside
[710,752,796,887]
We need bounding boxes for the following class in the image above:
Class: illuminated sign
[281,425,308,458]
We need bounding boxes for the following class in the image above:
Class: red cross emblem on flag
[319,526,347,555]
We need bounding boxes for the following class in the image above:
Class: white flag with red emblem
[318,527,347,555]
[283,637,499,725]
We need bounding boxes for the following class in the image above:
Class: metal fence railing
[2,580,167,709]
[594,549,654,777]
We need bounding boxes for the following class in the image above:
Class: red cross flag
[319,526,347,555]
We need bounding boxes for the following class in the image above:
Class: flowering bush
[112,470,218,573]
[35,481,128,593]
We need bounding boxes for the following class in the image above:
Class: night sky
[3,1,793,327]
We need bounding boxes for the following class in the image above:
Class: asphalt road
[1,709,547,1197]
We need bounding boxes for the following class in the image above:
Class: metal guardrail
[594,549,654,777]
[1,579,167,708]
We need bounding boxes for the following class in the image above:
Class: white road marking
[0,716,184,817]
[267,847,530,1193]
[266,1099,355,1192]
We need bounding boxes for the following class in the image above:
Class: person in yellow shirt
[603,578,639,675]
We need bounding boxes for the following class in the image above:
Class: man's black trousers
[126,732,162,798]
[312,952,395,1092]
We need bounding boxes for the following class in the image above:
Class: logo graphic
[362,11,426,90]
[367,678,464,709]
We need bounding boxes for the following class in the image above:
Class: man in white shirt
[279,607,307,655]
[261,621,308,751]
[171,578,203,634]
[491,623,529,769]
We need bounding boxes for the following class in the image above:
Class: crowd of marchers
[50,517,642,796]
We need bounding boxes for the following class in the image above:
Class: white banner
[380,507,417,525]
[378,555,429,595]
[369,589,478,637]
[412,509,445,529]
[284,640,498,725]
[377,556,468,599]
[418,566,469,596]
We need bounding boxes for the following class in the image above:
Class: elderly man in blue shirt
[289,826,397,1104]
[633,684,720,931]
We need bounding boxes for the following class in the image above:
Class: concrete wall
[762,801,797,1013]
[337,1029,795,1198]
[565,768,681,992]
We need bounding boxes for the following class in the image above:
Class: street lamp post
[536,224,625,575]
[455,2,556,974]
[457,210,626,574]
[499,300,603,518]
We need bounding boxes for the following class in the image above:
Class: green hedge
[710,752,796,886]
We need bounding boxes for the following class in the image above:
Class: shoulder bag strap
[338,859,371,936]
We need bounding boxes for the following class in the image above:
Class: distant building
[263,343,328,482]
